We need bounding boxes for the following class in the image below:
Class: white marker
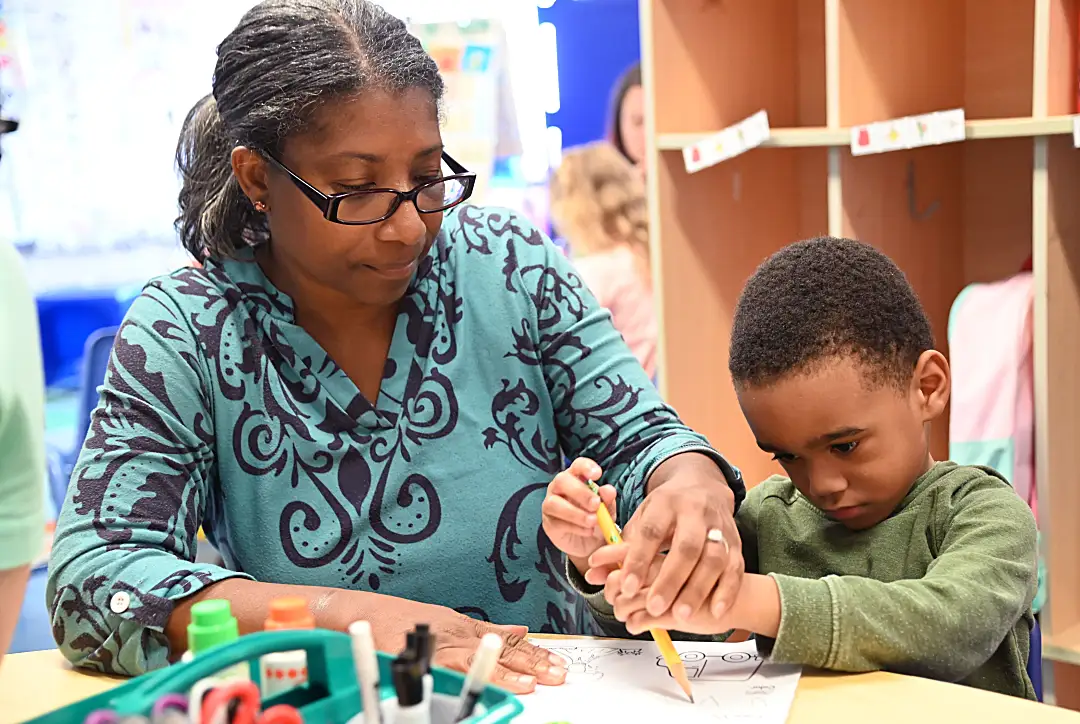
[349,620,383,724]
[453,633,503,722]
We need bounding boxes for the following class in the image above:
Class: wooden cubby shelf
[657,115,1079,151]
[641,0,1080,688]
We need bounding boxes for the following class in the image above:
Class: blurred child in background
[608,62,645,176]
[550,141,656,379]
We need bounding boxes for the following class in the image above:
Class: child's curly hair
[549,141,650,279]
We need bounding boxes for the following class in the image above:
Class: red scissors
[200,681,304,724]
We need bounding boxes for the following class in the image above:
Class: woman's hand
[541,458,617,568]
[587,544,777,639]
[362,595,568,694]
[619,452,744,624]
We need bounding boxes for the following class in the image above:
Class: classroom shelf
[650,0,826,136]
[656,116,1078,152]
[642,0,1080,695]
[1045,623,1080,667]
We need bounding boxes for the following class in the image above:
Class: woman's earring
[254,200,269,213]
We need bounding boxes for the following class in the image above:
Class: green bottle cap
[187,599,239,654]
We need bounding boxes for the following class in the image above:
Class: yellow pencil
[585,480,695,703]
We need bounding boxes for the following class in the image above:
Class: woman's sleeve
[47,284,251,676]
[505,212,745,524]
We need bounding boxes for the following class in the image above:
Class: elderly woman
[48,0,744,693]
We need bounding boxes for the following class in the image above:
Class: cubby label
[850,109,966,156]
[682,110,771,174]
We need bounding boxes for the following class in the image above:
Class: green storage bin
[25,629,522,723]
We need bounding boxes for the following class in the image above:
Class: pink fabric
[572,246,657,379]
[948,272,1036,520]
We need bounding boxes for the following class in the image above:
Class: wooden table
[3,648,1079,724]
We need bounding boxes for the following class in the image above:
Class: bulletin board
[410,18,518,204]
[0,0,539,263]
[0,0,251,257]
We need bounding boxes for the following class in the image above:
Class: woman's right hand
[361,596,568,694]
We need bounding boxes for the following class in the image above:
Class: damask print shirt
[47,206,742,676]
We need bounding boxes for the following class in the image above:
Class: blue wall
[538,0,641,151]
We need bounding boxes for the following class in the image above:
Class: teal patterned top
[47,206,742,676]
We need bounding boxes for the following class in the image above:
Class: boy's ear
[911,350,950,422]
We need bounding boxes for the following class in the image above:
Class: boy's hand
[541,458,618,562]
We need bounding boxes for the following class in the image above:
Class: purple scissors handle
[84,711,120,724]
[151,694,189,717]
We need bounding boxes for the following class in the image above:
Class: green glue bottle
[181,599,250,685]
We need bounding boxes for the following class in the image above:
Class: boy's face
[735,352,949,530]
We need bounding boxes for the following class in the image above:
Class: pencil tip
[689,695,695,704]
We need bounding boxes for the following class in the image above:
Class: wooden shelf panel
[1045,622,1080,665]
[1041,134,1080,636]
[651,0,825,134]
[656,116,1077,151]
[838,0,1036,124]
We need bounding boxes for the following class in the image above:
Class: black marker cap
[392,657,424,708]
[405,632,419,659]
[414,624,433,674]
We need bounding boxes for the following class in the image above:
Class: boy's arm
[730,483,1036,680]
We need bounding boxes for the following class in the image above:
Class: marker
[261,597,315,699]
[184,599,250,723]
[421,672,434,721]
[585,478,695,703]
[392,657,429,724]
[349,621,383,724]
[453,633,503,723]
[414,623,434,675]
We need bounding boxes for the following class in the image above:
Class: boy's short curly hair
[728,236,935,389]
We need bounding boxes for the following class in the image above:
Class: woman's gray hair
[176,0,445,260]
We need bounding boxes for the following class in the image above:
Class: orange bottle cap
[265,597,316,631]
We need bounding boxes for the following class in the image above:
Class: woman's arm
[48,281,565,691]
[506,213,745,525]
[0,242,46,666]
[47,285,252,675]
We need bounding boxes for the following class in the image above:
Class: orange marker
[260,597,315,699]
[585,480,695,703]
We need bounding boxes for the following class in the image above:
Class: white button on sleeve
[109,591,131,614]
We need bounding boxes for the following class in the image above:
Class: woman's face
[245,87,445,309]
[618,84,646,166]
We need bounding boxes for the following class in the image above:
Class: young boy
[542,237,1038,699]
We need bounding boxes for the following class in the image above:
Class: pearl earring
[254,200,269,213]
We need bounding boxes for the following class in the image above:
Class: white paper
[851,108,966,156]
[520,638,801,723]
[683,110,771,174]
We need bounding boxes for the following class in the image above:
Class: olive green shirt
[574,462,1038,699]
[0,240,45,571]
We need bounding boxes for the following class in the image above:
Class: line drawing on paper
[545,646,643,682]
[656,650,765,681]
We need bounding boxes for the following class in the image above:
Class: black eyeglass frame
[262,151,476,225]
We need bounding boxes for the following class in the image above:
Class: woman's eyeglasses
[262,151,476,225]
